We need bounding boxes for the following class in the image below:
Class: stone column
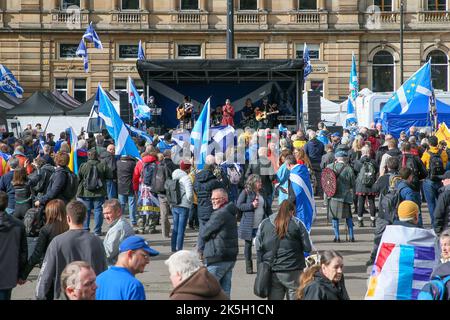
[318,0,326,10]
[259,0,266,11]
[80,0,86,10]
[200,0,208,11]
[171,0,178,11]
[291,0,297,10]
[54,0,59,9]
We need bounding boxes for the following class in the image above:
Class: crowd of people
[0,119,450,301]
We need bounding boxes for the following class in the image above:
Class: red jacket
[132,155,158,192]
[221,104,235,126]
[367,136,380,157]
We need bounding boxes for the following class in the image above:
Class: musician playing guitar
[254,97,270,129]
[176,96,193,130]
[221,98,235,127]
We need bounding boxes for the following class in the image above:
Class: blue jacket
[276,163,290,204]
[304,138,325,165]
[157,140,174,153]
[0,171,15,210]
[96,266,146,300]
[397,180,421,206]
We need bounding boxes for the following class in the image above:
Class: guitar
[176,103,193,120]
[255,110,279,121]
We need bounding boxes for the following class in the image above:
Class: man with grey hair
[165,250,227,300]
[60,261,97,300]
[0,157,20,214]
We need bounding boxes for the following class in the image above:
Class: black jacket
[354,156,379,193]
[29,164,55,196]
[194,169,224,221]
[304,138,325,167]
[161,158,178,175]
[100,153,117,180]
[0,171,15,210]
[433,185,450,235]
[372,170,399,198]
[39,166,70,205]
[375,145,389,166]
[202,202,239,265]
[303,271,350,300]
[397,153,427,191]
[245,156,275,197]
[116,156,137,196]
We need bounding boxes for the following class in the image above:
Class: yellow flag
[436,122,450,145]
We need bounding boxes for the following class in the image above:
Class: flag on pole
[68,127,78,174]
[346,53,358,127]
[128,76,151,122]
[289,164,316,232]
[0,64,24,98]
[97,84,141,159]
[76,39,89,73]
[126,124,153,144]
[435,122,450,145]
[303,43,312,80]
[138,40,146,61]
[82,22,103,49]
[190,97,211,170]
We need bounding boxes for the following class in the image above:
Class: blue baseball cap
[119,236,159,256]
[331,132,341,138]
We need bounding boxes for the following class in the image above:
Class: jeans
[207,261,236,298]
[106,180,117,200]
[118,194,137,225]
[80,197,105,235]
[171,206,189,252]
[332,218,354,239]
[0,288,12,300]
[269,270,302,300]
[422,179,442,226]
[158,194,171,238]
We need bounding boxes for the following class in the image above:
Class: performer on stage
[212,105,223,126]
[255,97,270,129]
[176,96,193,130]
[241,98,255,121]
[221,98,235,127]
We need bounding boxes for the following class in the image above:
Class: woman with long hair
[22,199,69,299]
[12,167,32,220]
[254,200,312,300]
[297,250,349,300]
[237,174,271,274]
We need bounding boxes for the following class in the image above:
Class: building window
[296,44,320,60]
[59,43,79,59]
[114,79,144,95]
[237,45,260,59]
[118,44,138,59]
[55,79,68,94]
[74,79,87,103]
[239,0,257,10]
[122,0,139,10]
[428,50,448,91]
[177,44,202,58]
[427,0,447,11]
[61,0,80,10]
[298,0,317,10]
[372,50,394,92]
[310,80,324,96]
[181,0,199,10]
[373,0,392,11]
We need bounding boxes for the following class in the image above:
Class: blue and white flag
[97,84,141,159]
[0,64,24,98]
[289,164,316,232]
[76,39,89,73]
[128,76,151,122]
[190,97,211,170]
[346,53,358,127]
[82,22,103,49]
[138,40,146,61]
[303,43,312,80]
[126,124,153,144]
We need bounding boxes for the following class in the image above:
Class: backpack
[63,170,79,200]
[151,163,169,194]
[142,162,157,187]
[418,275,450,300]
[226,165,241,185]
[321,164,347,198]
[23,207,45,237]
[358,161,376,187]
[83,164,103,192]
[428,150,445,181]
[33,165,55,194]
[401,154,421,179]
[165,178,182,206]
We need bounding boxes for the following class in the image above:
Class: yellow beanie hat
[397,200,419,221]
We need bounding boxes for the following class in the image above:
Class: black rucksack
[378,176,403,224]
[401,154,421,178]
[33,165,55,194]
[63,170,79,200]
[428,150,445,181]
[358,161,376,187]
[165,178,182,206]
[142,162,157,187]
[23,207,45,237]
[151,163,169,194]
[84,164,103,192]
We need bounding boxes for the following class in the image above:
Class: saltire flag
[190,97,211,170]
[82,22,103,49]
[0,64,24,98]
[38,135,46,154]
[289,164,316,232]
[126,124,153,144]
[76,39,89,73]
[128,76,151,122]
[346,53,358,127]
[303,43,312,80]
[97,84,141,159]
[365,225,439,300]
[67,127,78,174]
[138,40,146,60]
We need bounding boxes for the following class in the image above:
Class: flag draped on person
[303,43,312,80]
[289,164,316,232]
[76,39,89,73]
[128,76,151,122]
[67,127,78,174]
[0,64,24,98]
[346,53,358,127]
[190,97,211,170]
[365,225,439,300]
[97,84,141,159]
[138,40,146,61]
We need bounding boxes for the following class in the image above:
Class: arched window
[372,50,394,92]
[427,50,448,91]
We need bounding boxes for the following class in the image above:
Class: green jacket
[77,159,113,198]
[326,161,355,204]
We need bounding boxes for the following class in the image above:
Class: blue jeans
[118,194,137,225]
[207,261,236,298]
[80,197,105,235]
[422,179,442,226]
[171,206,189,252]
[106,180,117,200]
